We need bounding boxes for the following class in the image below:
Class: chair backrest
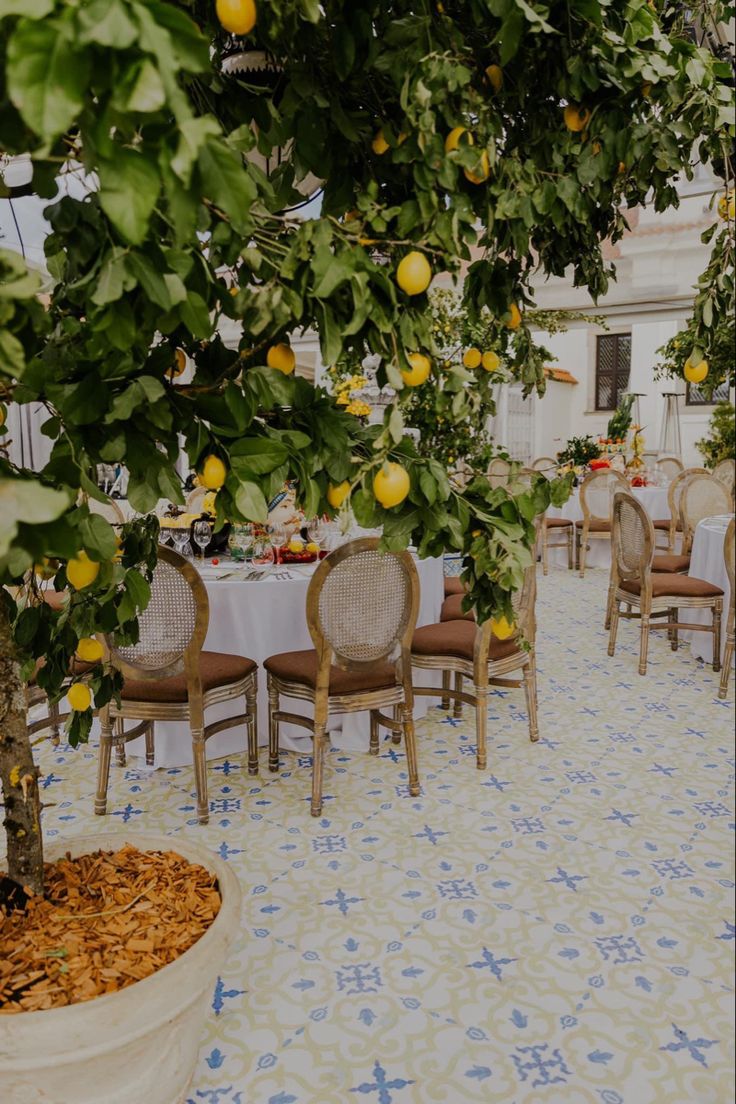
[655,455,684,481]
[579,469,629,522]
[531,456,557,476]
[725,518,735,614]
[680,474,733,552]
[712,458,735,496]
[306,538,419,671]
[611,492,654,587]
[667,466,707,525]
[87,496,126,526]
[478,562,537,662]
[487,457,512,488]
[108,547,208,681]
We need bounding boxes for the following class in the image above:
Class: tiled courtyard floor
[26,567,735,1103]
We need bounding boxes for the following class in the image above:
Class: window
[595,333,631,410]
[686,381,731,406]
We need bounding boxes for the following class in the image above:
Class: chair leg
[523,656,540,743]
[474,684,488,770]
[391,703,402,744]
[579,526,588,577]
[604,579,616,631]
[94,706,113,816]
[246,676,258,775]
[639,605,651,676]
[669,608,678,651]
[114,717,127,767]
[608,601,620,657]
[401,704,420,797]
[369,711,380,755]
[190,707,208,825]
[440,670,451,710]
[453,672,463,718]
[567,527,574,571]
[267,675,280,773]
[542,525,549,576]
[49,699,61,747]
[712,603,722,673]
[144,721,155,766]
[719,634,733,699]
[311,723,327,817]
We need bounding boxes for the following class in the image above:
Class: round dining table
[546,484,670,569]
[679,515,734,665]
[123,553,444,766]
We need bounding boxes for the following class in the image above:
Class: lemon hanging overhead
[216,0,257,35]
[373,463,411,508]
[401,353,431,387]
[201,455,227,490]
[684,355,708,384]
[396,252,432,295]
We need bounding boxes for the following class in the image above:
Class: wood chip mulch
[0,844,221,1014]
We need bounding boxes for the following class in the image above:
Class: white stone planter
[0,832,242,1104]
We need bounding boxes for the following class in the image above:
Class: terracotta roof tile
[544,367,579,385]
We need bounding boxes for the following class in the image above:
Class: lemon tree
[0,0,732,896]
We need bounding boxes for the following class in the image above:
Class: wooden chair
[680,474,733,554]
[95,547,258,824]
[411,564,539,770]
[655,455,684,482]
[652,466,707,552]
[86,495,126,525]
[712,458,735,498]
[264,538,421,816]
[576,469,629,576]
[531,456,558,475]
[607,493,723,676]
[719,519,735,700]
[487,457,512,488]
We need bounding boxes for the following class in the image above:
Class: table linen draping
[680,515,734,665]
[547,485,670,569]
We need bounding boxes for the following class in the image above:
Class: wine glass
[171,528,190,559]
[193,519,211,559]
[158,524,171,546]
[251,538,275,570]
[269,523,287,563]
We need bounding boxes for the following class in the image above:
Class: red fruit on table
[211,558,219,565]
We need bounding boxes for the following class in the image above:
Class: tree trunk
[0,600,44,899]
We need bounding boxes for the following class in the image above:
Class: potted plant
[1,1,730,1099]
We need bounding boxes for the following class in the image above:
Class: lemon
[288,538,304,553]
[490,614,515,640]
[396,252,432,296]
[0,403,6,428]
[563,104,591,133]
[482,350,501,372]
[67,551,100,590]
[485,64,503,93]
[215,0,256,35]
[306,542,319,554]
[718,192,735,220]
[266,343,296,374]
[464,150,490,184]
[445,127,473,153]
[67,683,92,712]
[463,348,482,369]
[373,462,410,509]
[371,129,389,155]
[169,348,187,377]
[504,304,522,330]
[327,481,351,508]
[201,455,227,490]
[401,353,431,387]
[76,638,104,663]
[684,356,708,384]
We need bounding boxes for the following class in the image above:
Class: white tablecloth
[680,515,734,664]
[122,555,444,765]
[547,485,670,568]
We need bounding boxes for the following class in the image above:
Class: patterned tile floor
[28,567,735,1103]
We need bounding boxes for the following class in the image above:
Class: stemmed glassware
[251,537,275,569]
[193,519,212,559]
[171,528,190,559]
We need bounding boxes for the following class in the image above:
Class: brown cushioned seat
[577,518,612,532]
[653,518,681,531]
[620,574,724,599]
[121,651,256,703]
[544,517,573,528]
[652,553,691,573]
[264,650,397,694]
[444,577,466,597]
[440,593,475,622]
[412,620,520,661]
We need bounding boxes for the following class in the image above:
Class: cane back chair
[95,547,257,824]
[264,538,421,816]
[719,519,735,700]
[487,457,512,488]
[607,493,724,676]
[531,462,574,575]
[531,456,558,475]
[411,564,539,769]
[576,469,629,576]
[652,466,707,552]
[655,455,684,482]
[680,474,733,554]
[712,458,735,498]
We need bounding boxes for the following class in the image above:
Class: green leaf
[234,480,268,523]
[78,0,137,47]
[178,292,212,339]
[79,513,117,560]
[98,149,160,246]
[0,329,26,377]
[229,437,289,475]
[0,477,70,557]
[172,117,221,186]
[91,248,134,306]
[106,377,165,422]
[127,254,186,310]
[6,18,90,141]
[198,138,256,233]
[0,0,52,13]
[125,59,166,113]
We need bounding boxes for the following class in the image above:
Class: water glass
[251,538,275,569]
[193,519,212,558]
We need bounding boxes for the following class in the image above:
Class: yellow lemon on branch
[490,615,515,640]
[401,353,431,387]
[266,343,296,374]
[327,481,351,508]
[373,462,410,509]
[200,455,227,490]
[216,0,256,35]
[396,252,432,296]
[67,551,100,590]
[67,683,92,712]
[463,348,482,369]
[76,638,104,663]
